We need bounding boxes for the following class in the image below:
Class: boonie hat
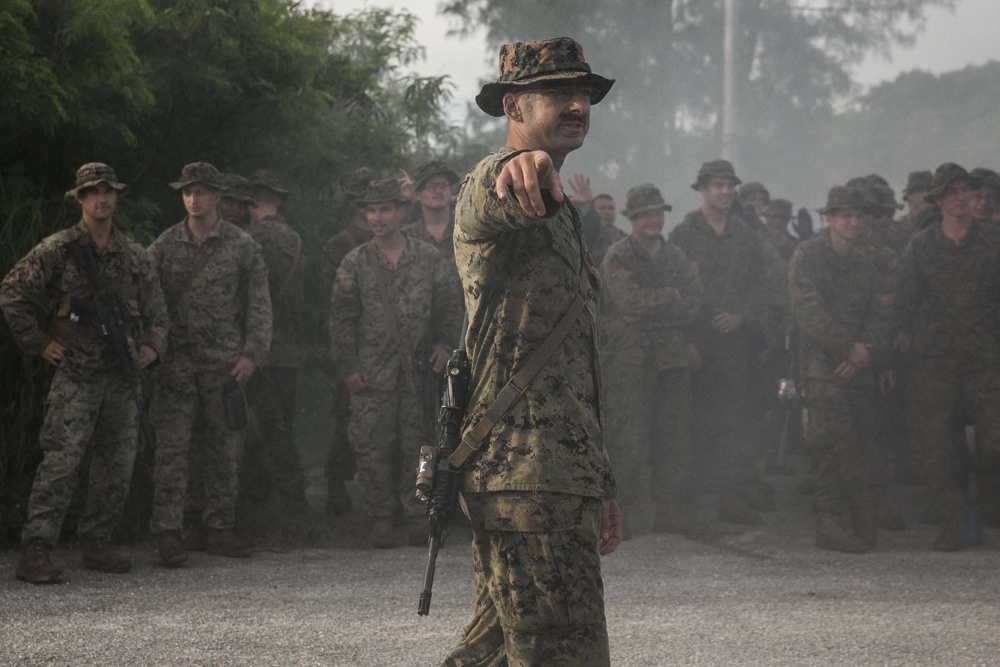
[739,182,770,203]
[621,183,672,219]
[413,160,460,191]
[903,170,933,198]
[66,163,127,198]
[170,162,222,190]
[818,186,869,214]
[476,37,615,117]
[219,173,256,204]
[691,159,742,191]
[358,179,410,206]
[970,167,1000,195]
[249,169,289,198]
[762,198,793,220]
[924,163,981,204]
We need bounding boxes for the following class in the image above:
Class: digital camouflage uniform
[0,220,168,547]
[789,227,889,520]
[600,231,701,536]
[328,235,461,519]
[892,217,1000,536]
[148,217,272,534]
[668,209,784,496]
[243,212,307,507]
[445,147,617,666]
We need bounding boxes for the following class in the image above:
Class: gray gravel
[2,486,999,666]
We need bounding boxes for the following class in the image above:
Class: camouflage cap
[476,37,615,117]
[843,176,880,213]
[691,159,742,191]
[249,169,289,198]
[762,198,793,220]
[903,170,933,198]
[621,183,672,219]
[872,183,903,214]
[345,167,380,207]
[924,163,981,204]
[357,178,409,206]
[65,162,127,198]
[413,160,460,191]
[739,181,770,203]
[818,186,869,214]
[970,167,1000,195]
[219,173,256,204]
[864,173,890,188]
[169,162,222,190]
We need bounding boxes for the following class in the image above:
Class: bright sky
[321,0,1000,122]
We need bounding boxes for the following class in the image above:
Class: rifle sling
[448,269,589,469]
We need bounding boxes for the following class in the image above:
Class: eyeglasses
[516,85,597,103]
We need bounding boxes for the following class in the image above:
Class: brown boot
[206,529,253,558]
[718,494,763,526]
[370,518,395,549]
[16,540,63,584]
[815,513,867,553]
[932,516,963,552]
[181,524,208,552]
[80,538,131,573]
[157,531,188,568]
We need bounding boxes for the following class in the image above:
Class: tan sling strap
[448,268,590,469]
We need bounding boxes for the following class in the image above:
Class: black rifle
[66,241,156,449]
[772,326,801,475]
[416,348,470,616]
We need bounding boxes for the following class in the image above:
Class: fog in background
[324,0,1000,222]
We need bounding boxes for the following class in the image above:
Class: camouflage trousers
[241,365,306,504]
[348,379,423,518]
[603,360,692,535]
[804,379,877,515]
[324,379,357,482]
[22,365,138,547]
[908,360,1000,517]
[150,358,244,533]
[442,492,610,667]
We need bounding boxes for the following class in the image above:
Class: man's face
[700,177,736,214]
[218,196,248,225]
[763,214,790,232]
[906,190,930,218]
[77,183,118,223]
[366,202,405,238]
[825,209,863,244]
[594,196,616,227]
[416,176,453,212]
[971,186,998,221]
[629,209,665,241]
[182,184,221,218]
[935,180,974,220]
[741,192,767,217]
[511,83,592,155]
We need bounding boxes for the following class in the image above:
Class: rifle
[66,241,157,449]
[415,348,470,616]
[772,326,801,476]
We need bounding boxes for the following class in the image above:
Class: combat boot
[370,518,395,549]
[326,479,352,517]
[718,494,763,526]
[205,529,254,558]
[156,531,188,568]
[16,540,63,584]
[80,538,131,573]
[181,524,208,552]
[815,513,867,554]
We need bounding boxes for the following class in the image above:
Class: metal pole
[722,0,738,167]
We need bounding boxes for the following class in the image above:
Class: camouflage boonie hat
[345,167,380,207]
[169,162,222,190]
[865,173,890,188]
[903,170,933,198]
[970,167,1000,195]
[357,178,409,206]
[691,159,742,191]
[621,183,672,219]
[249,169,289,198]
[872,184,903,214]
[219,173,255,204]
[924,163,981,204]
[762,198,793,219]
[65,162,126,198]
[413,160,460,191]
[817,186,868,214]
[739,181,770,203]
[476,37,615,117]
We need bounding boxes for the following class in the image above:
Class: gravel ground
[2,481,999,666]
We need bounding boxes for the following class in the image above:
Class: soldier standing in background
[329,179,461,549]
[217,173,255,228]
[584,190,627,266]
[1,163,168,583]
[898,170,934,230]
[970,167,1000,225]
[320,166,378,516]
[400,160,460,260]
[148,162,272,567]
[762,198,799,262]
[243,169,308,512]
[891,164,1000,552]
[601,183,703,538]
[789,186,889,554]
[669,159,784,526]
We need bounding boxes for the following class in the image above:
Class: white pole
[722,0,738,167]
